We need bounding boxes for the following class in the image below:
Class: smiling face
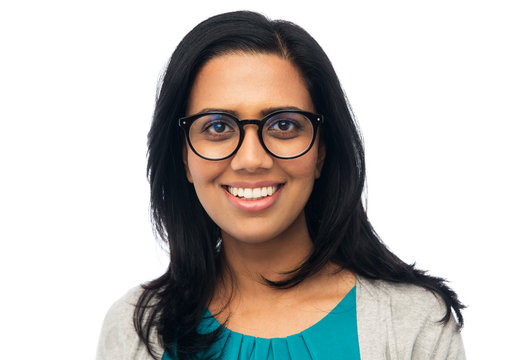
[183,52,325,245]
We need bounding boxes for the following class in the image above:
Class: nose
[230,125,273,172]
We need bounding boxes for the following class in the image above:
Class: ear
[182,144,193,183]
[315,140,326,179]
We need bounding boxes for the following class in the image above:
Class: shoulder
[96,286,163,360]
[356,276,465,359]
[357,276,446,319]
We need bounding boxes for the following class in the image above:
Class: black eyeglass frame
[178,109,324,161]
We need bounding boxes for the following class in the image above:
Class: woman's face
[183,53,325,244]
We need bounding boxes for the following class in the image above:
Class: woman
[97,11,465,360]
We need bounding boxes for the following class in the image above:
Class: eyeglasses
[179,110,323,160]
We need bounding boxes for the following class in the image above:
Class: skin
[183,52,355,337]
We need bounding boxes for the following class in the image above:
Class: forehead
[186,53,314,116]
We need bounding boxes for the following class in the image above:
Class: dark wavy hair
[135,10,464,360]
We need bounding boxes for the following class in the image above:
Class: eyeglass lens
[188,112,314,159]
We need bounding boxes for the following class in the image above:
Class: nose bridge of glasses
[231,119,272,169]
[238,119,263,139]
[239,119,262,128]
[234,118,269,158]
[238,119,262,143]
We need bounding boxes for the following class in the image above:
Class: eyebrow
[260,106,303,117]
[195,106,304,118]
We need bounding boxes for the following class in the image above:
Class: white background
[1,1,512,358]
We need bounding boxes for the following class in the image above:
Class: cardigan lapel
[356,276,397,360]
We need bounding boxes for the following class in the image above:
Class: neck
[218,212,313,301]
[210,213,357,326]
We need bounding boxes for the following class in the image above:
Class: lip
[222,182,284,212]
[222,181,283,188]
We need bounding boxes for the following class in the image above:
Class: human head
[148,10,365,260]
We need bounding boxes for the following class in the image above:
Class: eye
[269,120,295,132]
[201,114,236,135]
[266,113,304,136]
[207,121,231,134]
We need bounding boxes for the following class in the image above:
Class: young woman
[97,11,465,360]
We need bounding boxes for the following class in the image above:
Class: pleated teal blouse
[163,286,360,359]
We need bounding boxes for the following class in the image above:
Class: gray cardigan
[96,276,465,359]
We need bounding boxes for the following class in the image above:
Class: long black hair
[135,10,464,360]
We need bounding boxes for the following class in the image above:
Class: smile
[222,183,284,212]
[224,185,281,200]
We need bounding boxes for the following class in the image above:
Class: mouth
[222,184,284,201]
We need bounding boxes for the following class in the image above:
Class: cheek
[183,145,193,183]
[286,149,321,179]
[186,151,228,196]
[186,152,215,183]
[278,154,320,208]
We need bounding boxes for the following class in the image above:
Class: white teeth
[227,185,280,200]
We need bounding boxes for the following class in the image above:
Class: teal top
[162,286,360,359]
